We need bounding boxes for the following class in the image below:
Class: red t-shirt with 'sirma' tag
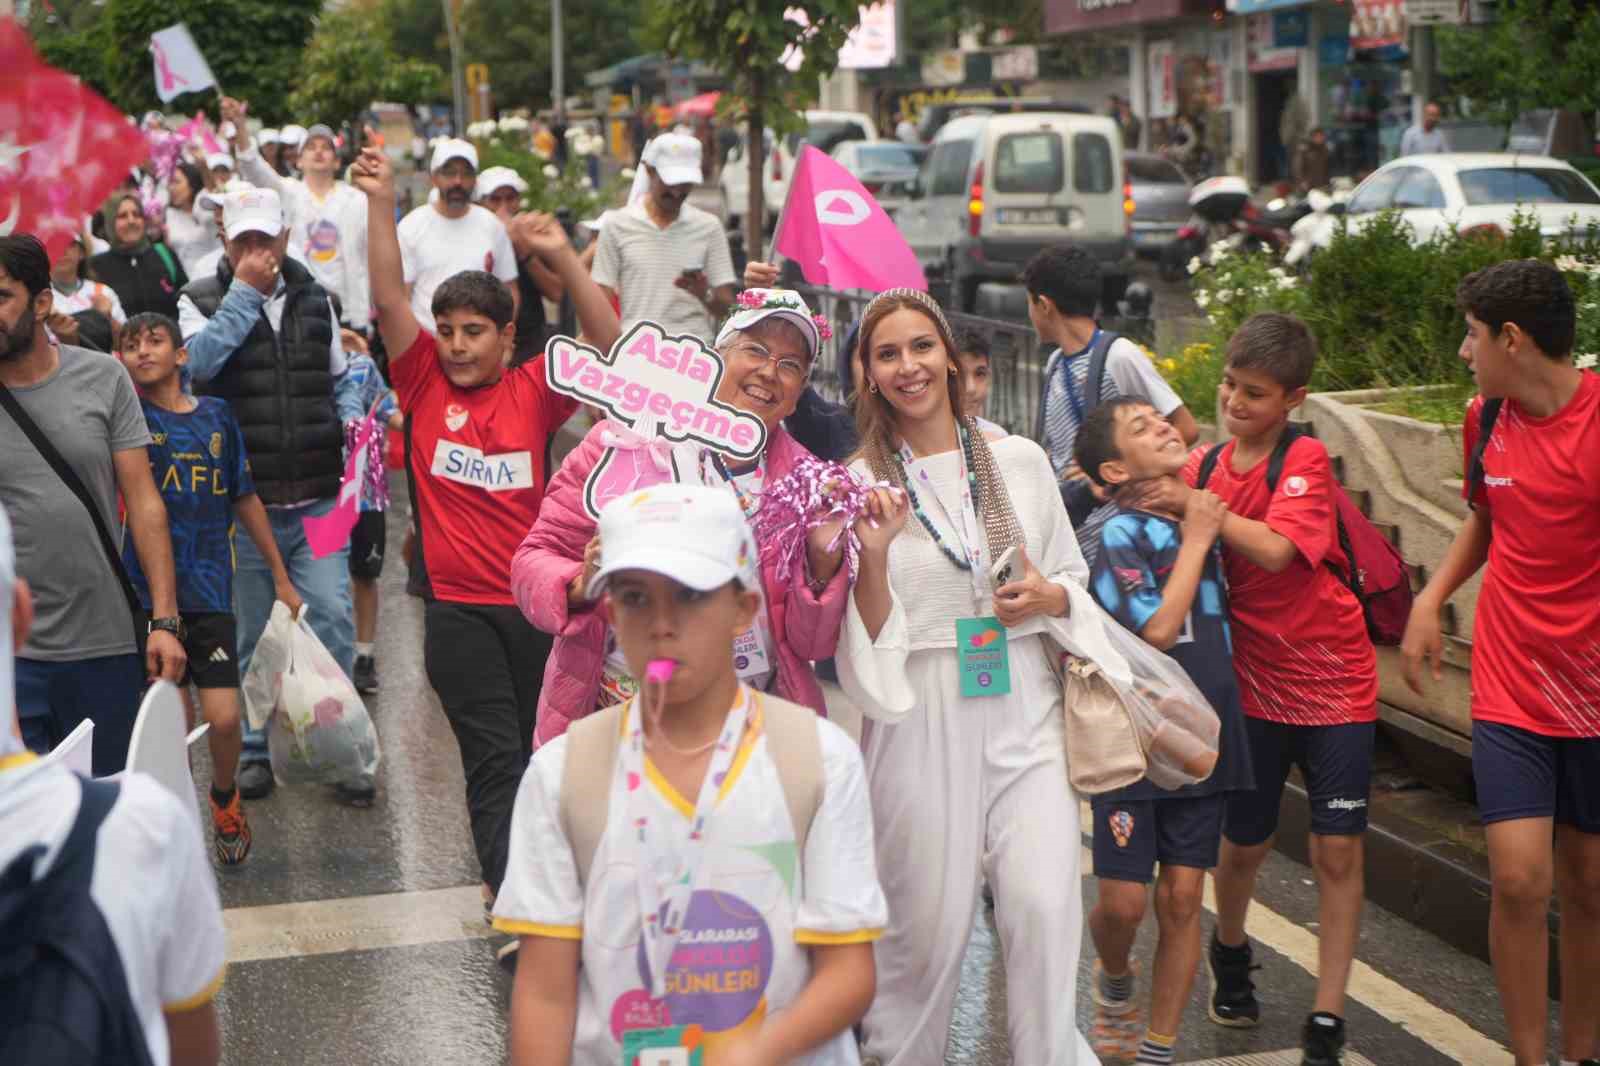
[1463,372,1600,737]
[1183,434,1378,726]
[393,331,576,605]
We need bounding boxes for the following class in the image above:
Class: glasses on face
[724,341,811,384]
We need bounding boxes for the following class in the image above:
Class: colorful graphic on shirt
[305,218,340,264]
[122,397,254,612]
[627,889,774,1043]
[1108,809,1135,848]
[445,402,468,431]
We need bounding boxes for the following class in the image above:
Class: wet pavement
[197,502,1555,1066]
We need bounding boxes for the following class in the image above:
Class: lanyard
[897,425,990,604]
[621,688,754,998]
[701,451,766,520]
[1058,329,1101,425]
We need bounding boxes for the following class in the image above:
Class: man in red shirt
[1404,260,1600,1066]
[1137,313,1377,1066]
[350,140,620,923]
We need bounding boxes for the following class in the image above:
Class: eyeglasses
[723,341,811,384]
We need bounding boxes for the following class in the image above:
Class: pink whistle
[645,659,676,684]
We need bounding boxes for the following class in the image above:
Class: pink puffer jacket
[511,419,849,747]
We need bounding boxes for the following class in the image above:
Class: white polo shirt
[591,200,736,341]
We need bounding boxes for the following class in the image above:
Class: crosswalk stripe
[224,885,492,964]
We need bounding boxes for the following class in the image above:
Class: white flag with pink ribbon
[149,24,218,104]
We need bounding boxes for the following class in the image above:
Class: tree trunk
[746,68,766,263]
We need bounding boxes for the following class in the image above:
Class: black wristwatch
[148,616,186,641]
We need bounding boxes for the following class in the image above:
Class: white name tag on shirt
[732,625,771,683]
[430,441,534,492]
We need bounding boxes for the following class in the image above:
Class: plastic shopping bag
[241,600,296,733]
[268,613,381,787]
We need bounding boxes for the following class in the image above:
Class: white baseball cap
[641,132,704,187]
[430,138,479,173]
[475,166,528,198]
[715,288,822,361]
[197,178,252,214]
[258,128,281,146]
[279,124,308,148]
[222,186,285,240]
[206,152,234,172]
[588,485,759,600]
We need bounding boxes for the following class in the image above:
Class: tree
[29,0,322,122]
[1438,0,1600,133]
[287,7,448,132]
[644,0,864,258]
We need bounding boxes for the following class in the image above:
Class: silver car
[830,141,926,220]
[1126,153,1192,256]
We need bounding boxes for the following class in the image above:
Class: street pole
[443,0,467,135]
[552,0,565,121]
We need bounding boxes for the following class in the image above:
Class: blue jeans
[16,654,145,775]
[234,497,355,766]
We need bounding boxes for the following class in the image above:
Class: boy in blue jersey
[341,342,402,694]
[1073,397,1254,1066]
[118,312,303,865]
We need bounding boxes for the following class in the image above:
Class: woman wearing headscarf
[89,191,188,320]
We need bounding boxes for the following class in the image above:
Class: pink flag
[303,414,378,558]
[774,145,926,293]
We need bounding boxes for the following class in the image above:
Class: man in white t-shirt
[224,101,372,333]
[0,503,227,1066]
[592,132,736,341]
[395,139,519,335]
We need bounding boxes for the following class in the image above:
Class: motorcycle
[1159,175,1251,282]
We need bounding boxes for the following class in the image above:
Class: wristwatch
[148,616,186,641]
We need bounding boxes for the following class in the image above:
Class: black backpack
[0,775,156,1066]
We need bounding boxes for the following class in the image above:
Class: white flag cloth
[149,24,217,103]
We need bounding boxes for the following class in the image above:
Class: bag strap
[151,243,180,287]
[54,778,120,883]
[1195,442,1226,489]
[0,383,144,629]
[1085,330,1120,411]
[558,704,626,888]
[759,696,825,857]
[1467,398,1503,494]
[1264,424,1306,493]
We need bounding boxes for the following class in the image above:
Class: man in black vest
[176,186,364,801]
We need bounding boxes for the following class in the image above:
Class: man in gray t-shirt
[0,234,186,774]
[1400,101,1450,156]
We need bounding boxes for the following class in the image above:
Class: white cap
[258,128,281,146]
[579,209,616,233]
[475,166,528,198]
[430,138,479,173]
[641,132,703,187]
[588,485,759,600]
[206,152,234,172]
[279,124,308,148]
[715,288,821,360]
[222,186,285,240]
[197,178,252,214]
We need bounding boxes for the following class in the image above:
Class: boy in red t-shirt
[1132,313,1377,1066]
[1404,260,1600,1066]
[351,142,620,929]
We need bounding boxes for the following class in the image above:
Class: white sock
[355,642,374,658]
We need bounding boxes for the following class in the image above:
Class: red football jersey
[393,332,576,605]
[1183,435,1378,725]
[1463,372,1600,737]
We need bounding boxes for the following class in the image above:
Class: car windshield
[1125,157,1186,184]
[1457,167,1600,206]
[854,144,921,169]
[787,120,871,155]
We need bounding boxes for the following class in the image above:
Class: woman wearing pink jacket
[510,290,853,745]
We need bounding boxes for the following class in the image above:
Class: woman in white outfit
[163,161,221,277]
[838,288,1103,1066]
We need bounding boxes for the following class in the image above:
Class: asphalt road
[196,501,1555,1066]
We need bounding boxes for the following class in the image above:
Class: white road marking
[224,885,493,964]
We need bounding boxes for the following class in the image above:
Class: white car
[1306,153,1600,251]
[720,110,878,231]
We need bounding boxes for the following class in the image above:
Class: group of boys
[1044,251,1598,1066]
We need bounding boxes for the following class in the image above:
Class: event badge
[622,1024,705,1066]
[956,617,1011,697]
[731,625,771,683]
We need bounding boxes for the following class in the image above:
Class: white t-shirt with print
[0,757,228,1066]
[397,202,518,334]
[493,689,887,1066]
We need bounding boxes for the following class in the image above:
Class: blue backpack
[0,775,156,1066]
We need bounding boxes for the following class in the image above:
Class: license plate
[997,208,1060,225]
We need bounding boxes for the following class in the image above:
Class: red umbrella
[673,91,722,120]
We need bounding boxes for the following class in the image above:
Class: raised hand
[350,133,395,200]
[854,486,909,559]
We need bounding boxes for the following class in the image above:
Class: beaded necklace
[706,452,765,519]
[890,420,981,572]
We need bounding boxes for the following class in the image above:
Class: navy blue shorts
[1473,721,1600,832]
[1224,718,1375,846]
[1091,793,1226,883]
[15,653,144,776]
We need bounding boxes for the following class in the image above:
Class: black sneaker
[1207,932,1262,1028]
[237,762,275,800]
[1301,1011,1345,1066]
[353,654,379,694]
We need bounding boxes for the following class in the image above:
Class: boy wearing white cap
[394,138,519,335]
[494,484,887,1066]
[223,100,372,333]
[593,131,736,340]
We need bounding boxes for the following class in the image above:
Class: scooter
[1159,175,1252,282]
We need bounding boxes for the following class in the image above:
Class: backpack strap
[151,243,180,287]
[758,695,825,857]
[558,704,626,888]
[1466,398,1503,495]
[1084,330,1120,411]
[1195,442,1226,489]
[55,778,120,883]
[1263,424,1307,493]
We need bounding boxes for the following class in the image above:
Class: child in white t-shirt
[493,484,886,1066]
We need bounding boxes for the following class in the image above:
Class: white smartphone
[990,545,1020,589]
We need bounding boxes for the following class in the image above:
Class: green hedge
[1165,211,1600,422]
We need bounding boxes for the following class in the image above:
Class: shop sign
[991,46,1039,81]
[1248,14,1299,72]
[783,4,897,71]
[1319,34,1351,65]
[1046,0,1213,34]
[1227,0,1315,11]
[1147,39,1176,119]
[1403,0,1465,24]
[921,49,966,86]
[1352,0,1408,49]
[1273,9,1311,46]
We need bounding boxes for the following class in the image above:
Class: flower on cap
[812,314,833,341]
[735,289,767,310]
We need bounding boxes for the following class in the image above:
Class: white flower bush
[497,115,530,135]
[1577,353,1598,369]
[542,164,559,179]
[465,120,497,141]
[619,167,636,180]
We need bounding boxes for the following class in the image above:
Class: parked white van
[894,111,1134,312]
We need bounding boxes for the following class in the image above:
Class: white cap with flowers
[716,288,832,362]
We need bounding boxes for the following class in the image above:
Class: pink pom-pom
[751,455,884,584]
